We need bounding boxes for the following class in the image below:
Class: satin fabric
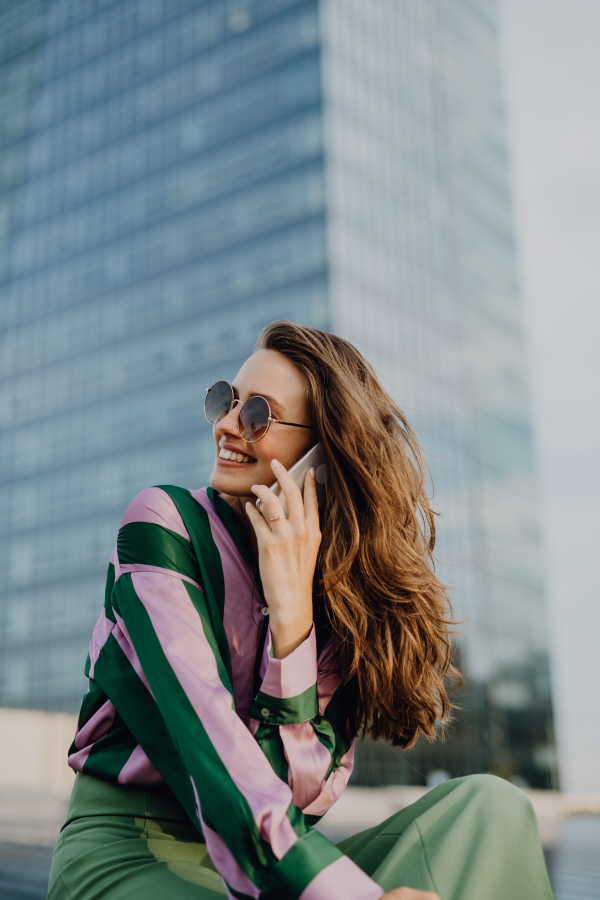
[47,771,554,900]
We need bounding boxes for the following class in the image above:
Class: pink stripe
[110,545,122,580]
[120,487,190,540]
[302,743,355,817]
[88,608,115,679]
[191,777,260,899]
[191,488,264,723]
[260,626,317,699]
[118,743,163,785]
[74,698,116,750]
[112,610,154,698]
[299,856,384,900]
[68,745,92,772]
[132,570,298,860]
[118,562,202,591]
[279,721,334,810]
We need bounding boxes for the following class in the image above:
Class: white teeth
[219,448,254,463]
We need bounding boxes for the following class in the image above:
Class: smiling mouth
[218,448,256,464]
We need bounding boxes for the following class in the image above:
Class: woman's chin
[209,467,254,496]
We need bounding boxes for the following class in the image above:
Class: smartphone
[255,443,328,521]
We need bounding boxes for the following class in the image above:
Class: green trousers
[47,772,554,899]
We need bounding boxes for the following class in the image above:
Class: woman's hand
[245,459,321,659]
[382,890,440,900]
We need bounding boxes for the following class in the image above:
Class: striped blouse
[68,485,383,900]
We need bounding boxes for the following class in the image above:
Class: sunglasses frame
[205,380,313,443]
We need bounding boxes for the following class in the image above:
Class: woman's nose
[216,402,241,436]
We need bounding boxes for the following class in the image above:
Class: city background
[0,0,598,898]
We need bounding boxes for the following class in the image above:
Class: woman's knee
[457,773,536,821]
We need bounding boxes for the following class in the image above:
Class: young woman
[48,321,553,900]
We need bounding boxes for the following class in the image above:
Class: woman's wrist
[269,608,313,659]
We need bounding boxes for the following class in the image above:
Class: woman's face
[208,349,315,498]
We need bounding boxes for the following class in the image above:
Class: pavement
[545,816,600,900]
[0,843,53,900]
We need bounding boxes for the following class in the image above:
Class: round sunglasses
[204,379,313,443]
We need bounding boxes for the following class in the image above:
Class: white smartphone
[255,443,328,521]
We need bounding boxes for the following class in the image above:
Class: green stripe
[182,580,233,705]
[113,571,288,890]
[251,683,318,725]
[304,812,322,827]
[225,886,258,900]
[69,680,109,754]
[104,562,117,623]
[252,722,291,784]
[262,830,344,900]
[205,486,269,698]
[92,633,199,824]
[157,486,233,687]
[117,521,201,584]
[206,486,255,569]
[83,710,139,781]
[315,682,353,776]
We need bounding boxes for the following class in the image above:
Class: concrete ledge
[0,707,77,798]
[0,707,79,846]
[1,707,598,849]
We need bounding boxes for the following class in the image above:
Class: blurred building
[0,0,556,787]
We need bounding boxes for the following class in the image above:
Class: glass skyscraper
[0,0,556,788]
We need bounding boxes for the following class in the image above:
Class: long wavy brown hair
[256,320,460,749]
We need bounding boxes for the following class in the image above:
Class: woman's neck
[217,491,259,562]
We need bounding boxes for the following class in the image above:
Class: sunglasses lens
[205,380,233,425]
[238,396,270,442]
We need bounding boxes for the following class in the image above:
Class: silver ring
[270,515,286,521]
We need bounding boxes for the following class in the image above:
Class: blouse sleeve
[91,488,384,900]
[249,627,355,821]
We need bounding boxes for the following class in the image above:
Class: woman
[48,321,553,900]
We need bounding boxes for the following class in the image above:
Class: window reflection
[0,0,555,788]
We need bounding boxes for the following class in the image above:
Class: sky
[500,0,600,792]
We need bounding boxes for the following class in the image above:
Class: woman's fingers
[250,483,288,530]
[246,464,320,658]
[302,467,320,531]
[249,460,320,535]
[244,497,277,538]
[269,460,305,525]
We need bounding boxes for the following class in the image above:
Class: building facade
[0,0,556,788]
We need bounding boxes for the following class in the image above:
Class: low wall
[1,707,598,848]
[0,707,77,798]
[0,707,78,845]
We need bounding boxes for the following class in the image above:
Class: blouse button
[261,708,270,719]
[260,606,269,616]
